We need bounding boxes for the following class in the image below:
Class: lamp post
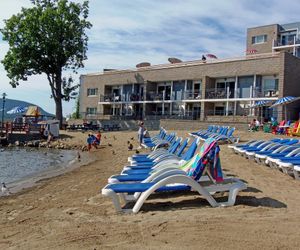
[1,93,7,136]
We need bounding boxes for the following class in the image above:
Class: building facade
[247,22,300,57]
[80,22,300,122]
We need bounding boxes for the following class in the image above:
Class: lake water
[0,147,77,184]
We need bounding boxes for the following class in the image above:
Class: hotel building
[79,22,300,122]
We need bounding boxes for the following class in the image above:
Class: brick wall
[80,55,282,118]
[246,24,278,54]
[282,52,300,120]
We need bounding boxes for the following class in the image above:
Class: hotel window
[86,107,97,115]
[87,88,98,96]
[238,76,254,98]
[262,76,279,97]
[252,35,267,44]
[173,80,185,100]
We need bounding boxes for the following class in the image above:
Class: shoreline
[0,150,97,197]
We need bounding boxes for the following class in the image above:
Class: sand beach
[1,129,300,249]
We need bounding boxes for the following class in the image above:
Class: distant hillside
[0,98,54,121]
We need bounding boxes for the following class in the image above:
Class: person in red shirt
[93,131,101,147]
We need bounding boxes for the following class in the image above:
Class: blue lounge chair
[108,139,201,183]
[216,127,239,143]
[254,144,298,164]
[130,137,183,165]
[102,138,247,213]
[121,138,200,172]
[266,146,300,168]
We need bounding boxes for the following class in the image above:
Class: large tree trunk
[54,97,63,129]
[54,70,63,129]
[48,70,64,129]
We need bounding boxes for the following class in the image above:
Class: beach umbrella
[6,106,28,115]
[251,100,272,122]
[206,54,218,59]
[251,100,271,108]
[246,49,258,54]
[270,96,300,120]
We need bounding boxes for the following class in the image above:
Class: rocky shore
[8,138,84,150]
[4,131,90,151]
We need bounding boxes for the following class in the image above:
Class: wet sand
[0,129,300,249]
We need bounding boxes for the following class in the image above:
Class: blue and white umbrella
[251,100,272,108]
[251,100,272,123]
[6,106,28,115]
[271,96,300,107]
[270,96,300,120]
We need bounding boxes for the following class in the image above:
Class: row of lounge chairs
[102,128,247,213]
[141,128,176,149]
[190,125,239,143]
[229,138,300,180]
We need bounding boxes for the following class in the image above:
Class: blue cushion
[267,153,292,159]
[126,165,153,170]
[105,182,191,193]
[133,158,154,163]
[123,169,152,175]
[111,174,149,182]
[279,158,300,163]
[131,162,155,167]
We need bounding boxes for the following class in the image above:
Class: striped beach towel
[180,138,224,182]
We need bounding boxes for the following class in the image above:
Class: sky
[1,0,300,116]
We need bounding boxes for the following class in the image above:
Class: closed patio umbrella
[270,96,300,120]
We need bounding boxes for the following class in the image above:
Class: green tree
[71,95,81,119]
[1,0,92,127]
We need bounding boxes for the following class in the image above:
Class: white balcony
[272,38,300,56]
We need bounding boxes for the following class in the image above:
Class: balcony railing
[147,91,202,101]
[252,89,279,98]
[173,91,202,100]
[205,88,234,99]
[273,39,300,47]
[99,88,278,103]
[146,92,165,101]
[100,93,143,102]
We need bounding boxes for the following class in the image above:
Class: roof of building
[82,52,281,77]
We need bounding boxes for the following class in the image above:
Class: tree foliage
[1,0,92,126]
[71,96,81,119]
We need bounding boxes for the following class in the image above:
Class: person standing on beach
[87,134,97,151]
[93,131,102,147]
[137,121,145,149]
[47,132,53,147]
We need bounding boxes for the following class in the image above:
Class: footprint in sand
[86,195,102,205]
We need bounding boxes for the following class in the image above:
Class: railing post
[162,90,165,115]
[113,93,115,116]
[250,85,253,116]
[226,86,230,116]
[293,36,296,56]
